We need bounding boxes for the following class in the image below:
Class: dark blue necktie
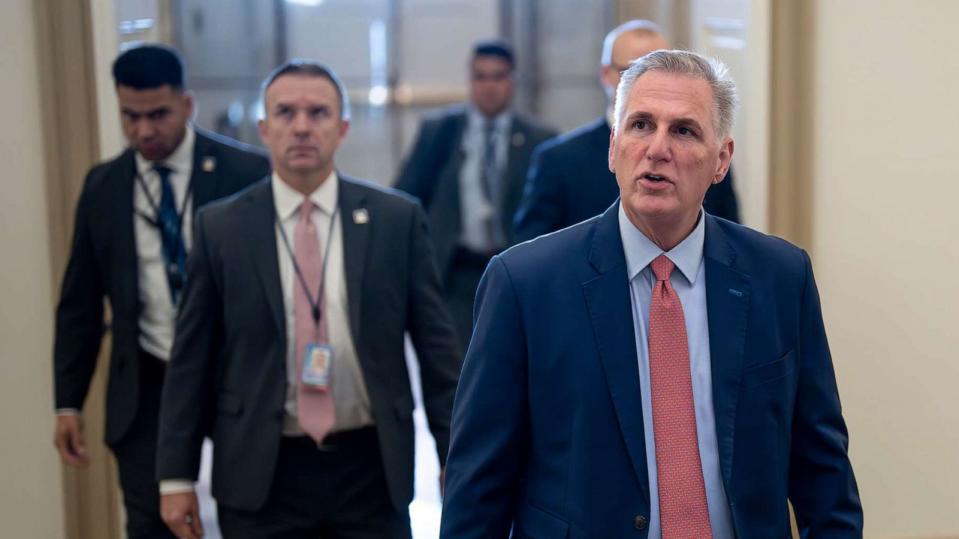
[154,164,186,304]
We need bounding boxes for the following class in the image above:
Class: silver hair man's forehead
[612,49,738,139]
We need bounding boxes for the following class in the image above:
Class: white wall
[0,0,66,536]
[810,1,959,537]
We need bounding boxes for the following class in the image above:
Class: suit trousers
[217,427,411,539]
[108,350,176,539]
[445,247,494,353]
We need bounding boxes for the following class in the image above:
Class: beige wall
[809,1,959,537]
[0,0,65,536]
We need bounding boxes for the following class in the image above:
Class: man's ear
[714,137,734,182]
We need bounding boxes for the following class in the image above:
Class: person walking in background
[396,40,556,352]
[157,61,461,539]
[52,44,269,539]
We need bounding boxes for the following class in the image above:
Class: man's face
[469,56,513,117]
[601,32,669,98]
[117,84,193,162]
[258,74,349,180]
[608,71,733,237]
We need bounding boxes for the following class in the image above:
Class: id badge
[302,343,333,390]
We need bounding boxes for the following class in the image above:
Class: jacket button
[634,515,648,530]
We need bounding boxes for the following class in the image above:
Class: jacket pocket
[743,349,796,388]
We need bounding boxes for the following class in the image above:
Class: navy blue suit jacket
[441,205,862,538]
[513,118,740,244]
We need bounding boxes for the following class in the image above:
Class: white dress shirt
[134,127,195,360]
[618,205,734,539]
[271,171,373,435]
[458,107,511,252]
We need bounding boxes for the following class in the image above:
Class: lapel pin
[728,288,744,297]
[202,156,216,172]
[511,132,525,147]
[353,208,369,224]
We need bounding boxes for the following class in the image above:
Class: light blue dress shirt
[618,205,734,539]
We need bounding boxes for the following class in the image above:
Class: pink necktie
[293,199,335,443]
[648,255,712,538]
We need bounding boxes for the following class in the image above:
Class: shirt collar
[271,170,339,222]
[468,106,512,133]
[619,203,706,285]
[135,125,195,176]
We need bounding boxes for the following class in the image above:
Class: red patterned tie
[293,199,335,442]
[648,255,712,538]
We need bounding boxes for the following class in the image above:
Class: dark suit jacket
[513,117,740,243]
[441,206,862,538]
[395,104,556,275]
[156,176,462,512]
[53,128,270,445]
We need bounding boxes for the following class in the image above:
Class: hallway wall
[0,0,66,536]
[808,1,959,536]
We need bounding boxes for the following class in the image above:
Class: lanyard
[275,204,338,330]
[134,168,194,252]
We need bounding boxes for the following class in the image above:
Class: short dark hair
[112,44,185,90]
[260,60,351,121]
[472,40,515,70]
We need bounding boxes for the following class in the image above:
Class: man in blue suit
[441,50,862,538]
[513,20,740,244]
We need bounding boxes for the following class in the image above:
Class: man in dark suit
[442,50,862,538]
[157,61,461,539]
[396,40,556,351]
[513,20,740,244]
[52,45,269,538]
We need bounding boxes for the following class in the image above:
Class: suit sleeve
[156,208,223,481]
[788,250,863,535]
[440,256,529,539]
[405,204,462,465]
[394,119,442,207]
[513,142,565,244]
[53,173,106,411]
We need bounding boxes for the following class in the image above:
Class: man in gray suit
[396,40,556,351]
[157,60,461,539]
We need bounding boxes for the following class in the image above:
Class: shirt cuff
[159,480,195,495]
[55,408,80,416]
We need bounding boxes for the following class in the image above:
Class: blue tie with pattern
[154,164,186,304]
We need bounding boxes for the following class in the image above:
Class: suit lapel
[189,130,219,209]
[703,215,751,488]
[337,176,370,347]
[582,205,650,503]
[246,180,286,337]
[112,150,140,314]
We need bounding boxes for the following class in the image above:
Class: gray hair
[613,49,737,139]
[260,59,351,121]
[600,19,664,66]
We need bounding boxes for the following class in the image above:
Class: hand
[53,414,89,466]
[161,491,203,539]
[439,466,446,498]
